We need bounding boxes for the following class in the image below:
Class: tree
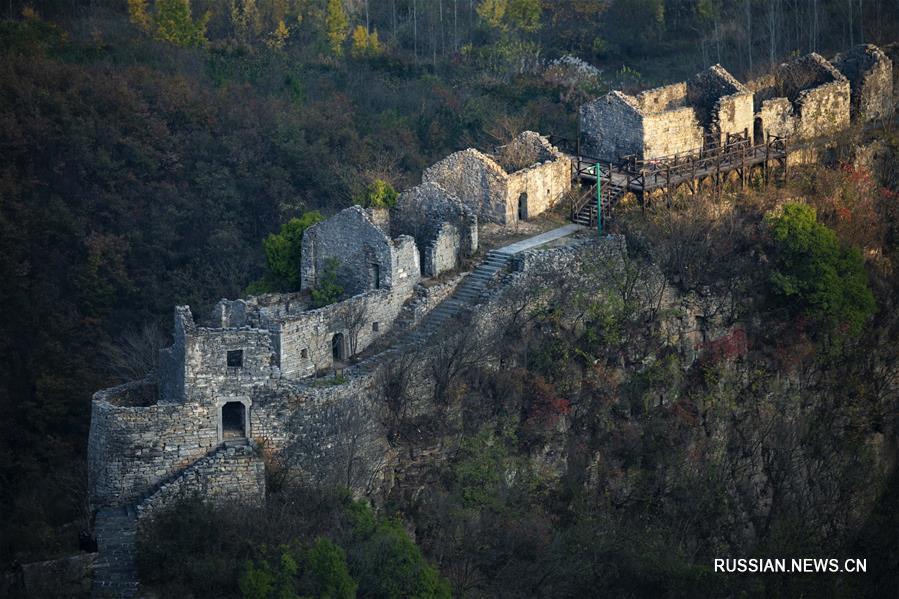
[311,258,344,308]
[127,0,153,33]
[250,211,324,294]
[325,0,349,56]
[154,0,210,47]
[765,202,875,336]
[337,298,368,358]
[355,179,398,209]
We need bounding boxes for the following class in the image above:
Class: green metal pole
[595,162,602,236]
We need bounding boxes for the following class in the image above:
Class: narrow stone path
[403,224,584,346]
[92,506,139,598]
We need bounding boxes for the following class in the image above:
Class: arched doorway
[332,332,345,362]
[221,401,246,441]
[518,193,528,221]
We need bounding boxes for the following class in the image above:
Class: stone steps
[92,507,139,598]
[402,251,513,346]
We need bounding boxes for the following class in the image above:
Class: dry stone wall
[833,44,894,123]
[136,443,265,520]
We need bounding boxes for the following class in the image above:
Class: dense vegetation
[1,1,898,597]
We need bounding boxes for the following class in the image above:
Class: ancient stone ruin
[832,44,894,123]
[579,64,754,162]
[422,131,572,224]
[749,52,851,142]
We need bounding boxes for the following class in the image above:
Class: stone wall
[641,107,705,159]
[833,44,894,123]
[301,206,396,296]
[392,182,478,277]
[423,221,461,277]
[136,443,265,521]
[579,91,644,162]
[421,149,508,222]
[422,132,570,224]
[753,53,851,142]
[687,65,754,144]
[88,381,220,509]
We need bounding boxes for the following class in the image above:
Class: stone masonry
[832,44,894,123]
[580,64,753,162]
[421,131,571,224]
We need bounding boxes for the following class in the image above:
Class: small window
[301,348,308,359]
[226,349,244,368]
[372,321,379,332]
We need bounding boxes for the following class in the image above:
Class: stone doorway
[518,193,528,221]
[332,332,346,362]
[221,401,247,441]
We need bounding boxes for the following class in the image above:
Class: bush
[765,203,875,336]
[249,212,325,294]
[355,179,398,209]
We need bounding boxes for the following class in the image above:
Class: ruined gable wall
[300,206,394,296]
[422,149,509,223]
[642,107,705,159]
[687,66,754,144]
[423,221,461,277]
[579,92,644,162]
[505,153,572,220]
[833,44,894,122]
[88,381,220,509]
[392,182,478,274]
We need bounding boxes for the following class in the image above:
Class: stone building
[579,64,754,162]
[832,44,894,123]
[391,182,478,277]
[750,53,851,142]
[421,131,571,224]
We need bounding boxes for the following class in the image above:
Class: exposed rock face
[833,44,894,123]
[422,131,571,224]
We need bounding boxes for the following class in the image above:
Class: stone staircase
[405,250,513,344]
[573,181,625,227]
[91,506,139,599]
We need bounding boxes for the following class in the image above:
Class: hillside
[1,2,899,598]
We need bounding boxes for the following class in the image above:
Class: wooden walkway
[555,133,789,227]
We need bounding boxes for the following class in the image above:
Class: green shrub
[766,202,875,336]
[355,179,398,209]
[249,211,324,294]
[310,258,344,308]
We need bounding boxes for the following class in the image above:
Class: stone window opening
[301,348,308,359]
[226,349,244,368]
[518,193,528,221]
[370,263,381,290]
[372,321,379,332]
[220,400,248,442]
[332,332,346,362]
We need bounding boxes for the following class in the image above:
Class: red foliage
[524,374,570,427]
[696,328,748,364]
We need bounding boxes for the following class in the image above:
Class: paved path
[495,223,585,254]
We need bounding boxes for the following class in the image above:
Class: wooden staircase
[572,181,625,227]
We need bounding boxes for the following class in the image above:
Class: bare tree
[337,298,368,359]
[101,321,167,383]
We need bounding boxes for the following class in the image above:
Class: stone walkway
[404,223,584,345]
[92,506,139,598]
[494,223,584,254]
